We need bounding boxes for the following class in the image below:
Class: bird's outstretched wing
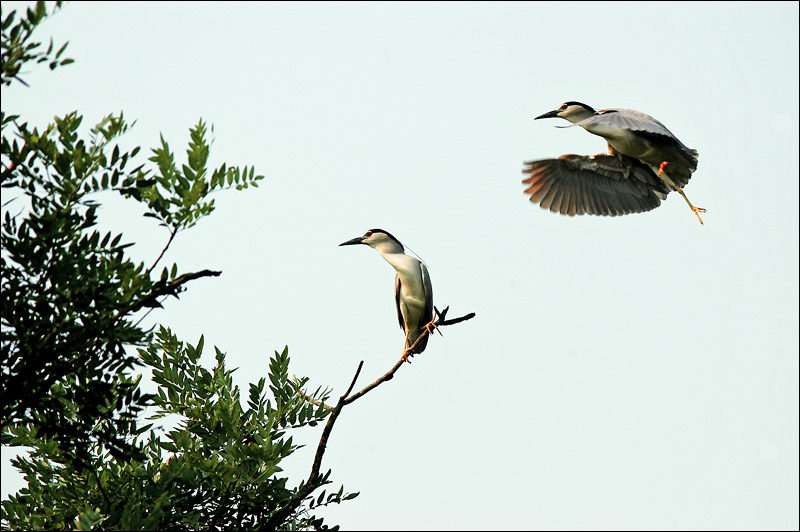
[522,154,664,216]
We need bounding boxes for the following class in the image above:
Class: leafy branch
[1,1,73,87]
[2,106,263,470]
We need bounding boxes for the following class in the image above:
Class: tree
[1,0,264,467]
[1,3,474,529]
[1,2,356,529]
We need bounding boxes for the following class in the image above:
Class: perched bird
[523,101,705,224]
[339,229,435,361]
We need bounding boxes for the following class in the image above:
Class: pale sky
[2,2,798,530]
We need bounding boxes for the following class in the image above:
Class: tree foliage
[1,0,72,87]
[1,2,356,529]
[1,61,262,469]
[3,329,354,530]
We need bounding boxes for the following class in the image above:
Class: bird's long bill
[535,109,560,120]
[339,236,365,246]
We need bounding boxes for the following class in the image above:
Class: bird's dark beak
[339,236,365,247]
[535,109,560,120]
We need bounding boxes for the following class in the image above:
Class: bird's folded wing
[575,110,698,163]
[394,274,405,331]
[420,262,434,326]
[576,109,675,138]
[522,154,662,216]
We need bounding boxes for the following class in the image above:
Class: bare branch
[344,305,475,405]
[309,362,362,477]
[264,305,474,529]
[435,306,477,326]
[113,269,222,322]
[262,362,363,530]
[343,357,403,405]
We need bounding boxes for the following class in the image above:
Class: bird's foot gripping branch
[275,305,474,527]
[402,305,474,364]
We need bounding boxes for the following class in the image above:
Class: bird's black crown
[367,228,403,250]
[563,101,595,112]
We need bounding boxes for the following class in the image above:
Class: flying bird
[523,101,705,224]
[340,229,435,362]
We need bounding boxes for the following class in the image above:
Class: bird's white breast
[381,252,427,312]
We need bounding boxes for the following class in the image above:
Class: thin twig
[343,357,404,406]
[262,362,363,530]
[308,362,363,479]
[148,228,179,274]
[344,305,475,405]
[288,380,333,411]
[131,303,160,330]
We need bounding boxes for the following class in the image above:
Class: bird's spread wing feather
[522,154,663,216]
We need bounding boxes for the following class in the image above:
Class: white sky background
[1,1,798,529]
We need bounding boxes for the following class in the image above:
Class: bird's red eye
[364,231,372,237]
[559,104,567,110]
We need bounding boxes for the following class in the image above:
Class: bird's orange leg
[423,320,442,337]
[659,162,706,225]
[401,328,414,363]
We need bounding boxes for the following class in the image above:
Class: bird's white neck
[372,239,404,256]
[374,244,421,277]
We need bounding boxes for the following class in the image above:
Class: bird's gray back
[576,108,697,174]
[580,108,675,139]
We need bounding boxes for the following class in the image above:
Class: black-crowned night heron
[523,101,705,224]
[340,229,435,362]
